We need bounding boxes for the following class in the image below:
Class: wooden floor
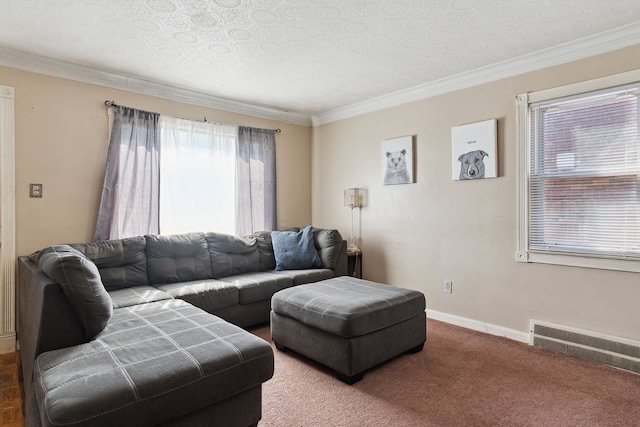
[0,352,24,427]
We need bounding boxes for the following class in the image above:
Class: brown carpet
[251,319,640,427]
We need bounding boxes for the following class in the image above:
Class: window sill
[517,250,640,273]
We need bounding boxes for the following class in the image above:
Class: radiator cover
[530,320,640,374]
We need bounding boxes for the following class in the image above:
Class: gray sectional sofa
[17,227,347,427]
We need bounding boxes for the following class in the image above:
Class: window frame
[516,69,640,272]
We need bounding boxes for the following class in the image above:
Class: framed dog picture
[382,135,414,185]
[451,119,497,181]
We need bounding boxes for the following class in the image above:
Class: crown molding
[312,23,640,126]
[2,21,639,128]
[0,47,312,126]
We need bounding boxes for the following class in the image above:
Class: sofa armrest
[17,256,85,411]
[334,240,348,276]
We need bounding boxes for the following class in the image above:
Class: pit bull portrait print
[458,150,488,180]
[451,119,497,181]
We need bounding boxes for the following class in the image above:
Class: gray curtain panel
[94,106,160,241]
[237,127,277,236]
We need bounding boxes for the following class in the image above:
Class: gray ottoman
[270,276,426,384]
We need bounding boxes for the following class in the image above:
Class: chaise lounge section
[18,226,347,427]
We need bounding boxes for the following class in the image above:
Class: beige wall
[4,45,640,342]
[312,45,640,341]
[0,66,312,256]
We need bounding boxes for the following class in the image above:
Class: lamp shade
[344,188,361,208]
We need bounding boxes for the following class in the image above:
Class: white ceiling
[1,0,640,125]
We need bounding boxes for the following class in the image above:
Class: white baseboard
[426,310,529,343]
[0,332,16,354]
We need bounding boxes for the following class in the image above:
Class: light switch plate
[30,183,43,198]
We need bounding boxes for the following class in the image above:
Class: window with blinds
[517,71,640,271]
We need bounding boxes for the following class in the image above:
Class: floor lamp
[344,188,361,252]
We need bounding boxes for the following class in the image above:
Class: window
[517,70,640,272]
[95,106,276,241]
[159,117,238,235]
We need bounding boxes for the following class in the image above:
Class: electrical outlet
[443,281,452,293]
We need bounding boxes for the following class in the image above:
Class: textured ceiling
[1,0,640,118]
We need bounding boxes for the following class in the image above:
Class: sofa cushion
[205,232,260,278]
[70,236,147,291]
[38,245,113,340]
[271,226,321,271]
[219,272,293,304]
[254,231,276,271]
[155,279,239,312]
[312,228,344,270]
[145,232,212,284]
[108,286,174,309]
[269,268,335,286]
[34,299,274,427]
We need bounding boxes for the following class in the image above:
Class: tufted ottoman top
[271,276,425,338]
[34,299,274,427]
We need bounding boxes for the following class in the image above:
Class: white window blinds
[529,83,640,258]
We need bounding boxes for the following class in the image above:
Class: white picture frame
[452,119,497,180]
[381,135,414,185]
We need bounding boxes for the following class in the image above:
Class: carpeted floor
[251,319,640,426]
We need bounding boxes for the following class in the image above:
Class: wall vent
[530,320,640,375]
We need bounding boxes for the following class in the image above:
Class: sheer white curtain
[159,116,238,235]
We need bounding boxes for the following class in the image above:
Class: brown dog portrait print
[451,119,497,181]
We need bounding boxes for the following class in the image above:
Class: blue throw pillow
[271,226,321,271]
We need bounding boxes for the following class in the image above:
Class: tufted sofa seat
[18,227,347,427]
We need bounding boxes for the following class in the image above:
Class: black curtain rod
[104,100,281,133]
